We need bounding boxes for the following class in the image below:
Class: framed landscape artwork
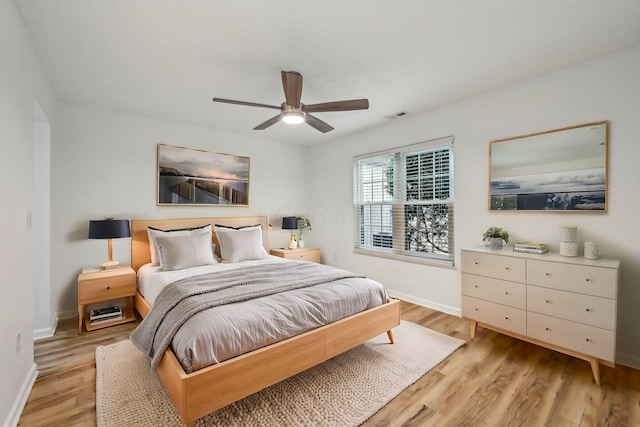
[157,144,250,206]
[489,121,608,212]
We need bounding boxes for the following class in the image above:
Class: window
[353,136,454,266]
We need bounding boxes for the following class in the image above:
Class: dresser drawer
[527,259,616,298]
[527,285,615,330]
[462,273,526,310]
[527,312,615,362]
[78,274,135,304]
[461,251,526,283]
[462,295,526,335]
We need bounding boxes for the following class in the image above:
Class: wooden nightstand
[77,266,136,334]
[270,247,321,263]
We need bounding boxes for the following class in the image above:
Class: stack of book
[90,306,122,324]
[513,242,549,254]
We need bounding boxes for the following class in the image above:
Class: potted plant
[482,227,510,250]
[297,217,312,248]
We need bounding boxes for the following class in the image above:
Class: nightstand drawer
[285,250,320,263]
[78,272,135,304]
[270,248,321,263]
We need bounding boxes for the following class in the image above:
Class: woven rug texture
[95,320,464,427]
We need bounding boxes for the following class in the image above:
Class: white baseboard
[3,363,38,427]
[33,313,59,341]
[57,309,78,320]
[388,290,461,317]
[615,352,640,371]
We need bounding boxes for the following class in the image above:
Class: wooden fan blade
[213,98,281,110]
[253,114,283,130]
[304,99,369,113]
[305,114,334,133]
[281,71,303,108]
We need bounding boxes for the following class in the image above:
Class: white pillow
[214,224,268,262]
[147,224,211,266]
[155,232,217,271]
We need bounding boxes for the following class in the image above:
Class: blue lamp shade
[89,219,130,270]
[281,217,298,230]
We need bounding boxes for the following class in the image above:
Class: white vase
[298,239,305,248]
[489,237,503,250]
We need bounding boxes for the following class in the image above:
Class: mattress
[137,257,388,373]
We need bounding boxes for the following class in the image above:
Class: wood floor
[18,301,640,427]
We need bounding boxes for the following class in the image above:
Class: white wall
[309,46,640,368]
[51,103,312,316]
[0,1,57,426]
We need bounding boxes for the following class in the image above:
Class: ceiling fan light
[282,111,305,125]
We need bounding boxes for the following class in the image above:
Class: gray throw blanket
[130,261,363,368]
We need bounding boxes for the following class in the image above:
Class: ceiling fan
[212,71,369,133]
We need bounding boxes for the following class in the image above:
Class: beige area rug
[96,320,464,427]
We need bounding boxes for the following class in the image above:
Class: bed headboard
[131,216,270,271]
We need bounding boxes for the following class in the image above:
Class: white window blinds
[353,136,454,265]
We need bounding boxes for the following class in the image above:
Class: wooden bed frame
[130,216,401,426]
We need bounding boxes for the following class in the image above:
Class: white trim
[389,290,461,317]
[33,312,58,340]
[354,135,454,160]
[615,352,640,371]
[3,364,38,427]
[57,309,78,320]
[354,248,455,268]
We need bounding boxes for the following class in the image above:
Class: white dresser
[461,246,619,385]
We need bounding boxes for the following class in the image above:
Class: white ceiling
[15,1,640,145]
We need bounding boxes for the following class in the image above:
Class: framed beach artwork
[157,144,250,206]
[489,121,608,212]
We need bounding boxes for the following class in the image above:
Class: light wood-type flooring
[18,301,640,426]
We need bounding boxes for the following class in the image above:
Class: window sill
[353,248,455,268]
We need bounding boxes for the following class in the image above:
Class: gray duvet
[132,259,387,373]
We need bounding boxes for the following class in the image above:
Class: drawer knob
[505,267,510,270]
[475,285,479,288]
[475,308,479,311]
[586,278,591,282]
[475,262,479,265]
[586,338,591,342]
[586,308,591,312]
[545,273,550,276]
[545,300,550,304]
[505,317,509,320]
[505,292,509,295]
[545,327,549,331]
[106,286,111,290]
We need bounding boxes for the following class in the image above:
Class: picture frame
[157,144,250,206]
[489,121,608,212]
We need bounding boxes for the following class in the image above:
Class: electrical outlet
[15,331,21,355]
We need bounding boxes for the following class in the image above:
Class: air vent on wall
[384,111,408,120]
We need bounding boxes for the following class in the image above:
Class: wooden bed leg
[386,329,395,344]
[590,357,601,385]
[469,320,477,339]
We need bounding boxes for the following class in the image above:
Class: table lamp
[282,217,298,250]
[89,219,131,270]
